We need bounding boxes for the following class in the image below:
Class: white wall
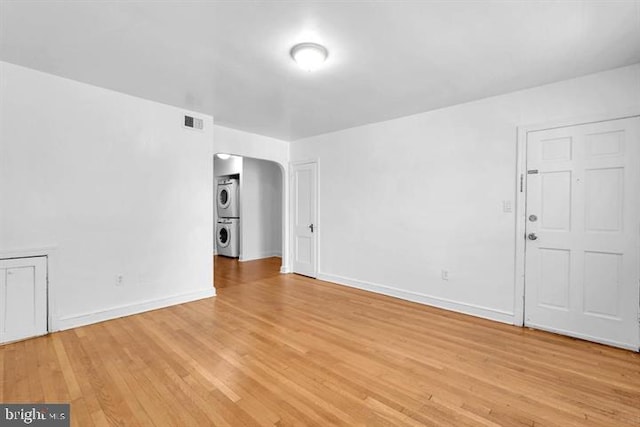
[241,158,282,261]
[291,64,640,324]
[214,125,288,167]
[214,155,242,177]
[0,61,215,330]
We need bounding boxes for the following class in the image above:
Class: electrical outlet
[115,275,124,286]
[502,200,513,213]
[441,270,449,281]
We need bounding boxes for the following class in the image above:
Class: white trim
[525,322,639,352]
[280,265,291,274]
[517,108,640,135]
[515,109,640,332]
[239,251,283,262]
[316,159,321,278]
[0,246,57,259]
[280,161,290,277]
[55,288,215,331]
[318,273,515,325]
[514,126,528,326]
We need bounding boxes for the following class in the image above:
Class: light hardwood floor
[1,256,639,426]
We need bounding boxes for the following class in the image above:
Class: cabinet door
[0,256,48,344]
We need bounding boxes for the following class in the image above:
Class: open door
[291,161,317,278]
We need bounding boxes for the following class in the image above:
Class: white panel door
[0,256,48,344]
[292,162,317,278]
[525,117,640,350]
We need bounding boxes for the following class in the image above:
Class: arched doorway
[213,153,287,288]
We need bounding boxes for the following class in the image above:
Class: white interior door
[524,117,640,350]
[292,162,317,278]
[0,256,48,344]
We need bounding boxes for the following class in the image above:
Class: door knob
[528,233,538,241]
[309,224,314,233]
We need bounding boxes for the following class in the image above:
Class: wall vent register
[183,114,203,130]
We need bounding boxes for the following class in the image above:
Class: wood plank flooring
[1,256,639,426]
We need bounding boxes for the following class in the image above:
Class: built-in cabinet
[0,256,48,345]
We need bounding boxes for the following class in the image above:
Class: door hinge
[520,174,524,192]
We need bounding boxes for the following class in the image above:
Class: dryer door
[217,185,231,209]
[217,225,230,247]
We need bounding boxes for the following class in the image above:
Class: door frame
[514,108,640,327]
[213,153,289,274]
[289,159,319,277]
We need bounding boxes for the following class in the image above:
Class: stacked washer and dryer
[216,178,240,257]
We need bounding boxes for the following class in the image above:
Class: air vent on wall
[183,114,204,130]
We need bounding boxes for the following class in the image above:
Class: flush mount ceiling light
[290,42,328,72]
[216,153,231,160]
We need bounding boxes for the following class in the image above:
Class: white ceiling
[1,1,639,141]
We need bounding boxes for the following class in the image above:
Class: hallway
[214,255,282,289]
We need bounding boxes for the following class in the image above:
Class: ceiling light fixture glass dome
[290,42,328,72]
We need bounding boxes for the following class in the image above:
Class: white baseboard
[317,273,515,325]
[280,265,290,274]
[239,251,282,262]
[54,288,216,331]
